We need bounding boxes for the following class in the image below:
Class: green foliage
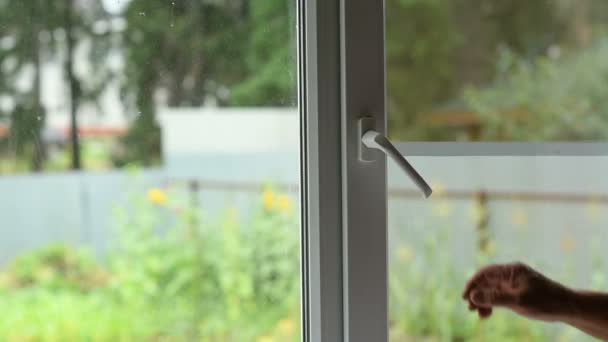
[0,0,107,171]
[386,0,459,139]
[116,0,297,165]
[464,39,608,140]
[389,225,549,341]
[115,115,162,168]
[0,244,109,292]
[0,184,301,341]
[229,0,296,106]
[121,0,252,107]
[110,183,300,340]
[0,289,168,341]
[386,0,577,140]
[1,183,606,340]
[7,104,44,157]
[6,1,608,170]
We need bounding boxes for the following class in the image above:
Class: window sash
[300,0,388,341]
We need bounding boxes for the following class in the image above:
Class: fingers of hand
[463,263,525,318]
[462,264,505,300]
[470,288,504,308]
[478,307,492,319]
[468,285,518,310]
[468,298,493,319]
[471,289,491,307]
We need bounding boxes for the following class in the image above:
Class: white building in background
[157,107,300,180]
[158,107,299,156]
[0,22,300,152]
[0,53,129,141]
[0,7,129,142]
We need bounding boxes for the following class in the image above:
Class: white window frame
[299,0,388,341]
[300,1,608,341]
[394,142,608,156]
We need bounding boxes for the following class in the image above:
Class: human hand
[462,262,574,322]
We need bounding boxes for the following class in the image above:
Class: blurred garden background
[1,0,608,341]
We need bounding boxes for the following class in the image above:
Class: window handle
[359,118,432,198]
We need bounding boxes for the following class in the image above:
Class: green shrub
[0,244,109,292]
[0,182,602,341]
[389,225,548,341]
[0,288,172,341]
[108,184,300,341]
[464,39,608,140]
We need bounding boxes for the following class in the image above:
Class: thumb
[470,289,517,307]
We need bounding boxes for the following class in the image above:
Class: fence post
[475,191,490,254]
[187,180,200,231]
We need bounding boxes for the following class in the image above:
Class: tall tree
[65,0,81,170]
[386,0,459,140]
[0,0,105,172]
[385,0,569,140]
[229,0,296,106]
[0,0,50,171]
[118,0,252,166]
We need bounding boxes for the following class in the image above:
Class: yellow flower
[257,336,275,342]
[485,240,497,256]
[277,195,293,214]
[0,272,14,289]
[262,189,275,211]
[277,318,296,336]
[227,206,239,225]
[147,188,168,206]
[432,201,452,219]
[430,180,447,197]
[560,234,576,253]
[396,245,414,263]
[557,331,577,342]
[511,208,528,227]
[469,201,488,224]
[586,197,602,222]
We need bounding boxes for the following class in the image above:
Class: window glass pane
[0,1,300,340]
[386,0,608,141]
[387,2,608,340]
[388,156,606,341]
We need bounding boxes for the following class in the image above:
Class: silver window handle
[359,118,432,198]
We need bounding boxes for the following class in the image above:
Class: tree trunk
[31,28,46,172]
[28,0,47,172]
[451,0,495,88]
[573,0,591,48]
[65,0,81,170]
